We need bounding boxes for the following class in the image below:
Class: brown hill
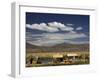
[26,42,89,53]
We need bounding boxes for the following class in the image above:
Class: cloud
[76,27,83,30]
[69,31,77,34]
[48,22,66,28]
[66,23,74,26]
[26,32,87,46]
[26,22,74,32]
[67,41,89,44]
[27,39,66,46]
[26,23,59,32]
[48,22,74,31]
[26,22,88,46]
[42,33,86,40]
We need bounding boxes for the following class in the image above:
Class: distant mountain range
[26,42,89,53]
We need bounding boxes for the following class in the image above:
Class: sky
[26,12,89,46]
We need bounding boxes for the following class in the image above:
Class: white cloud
[60,27,74,31]
[27,32,87,46]
[67,41,89,44]
[48,22,74,31]
[76,27,83,30]
[28,39,66,46]
[26,22,88,46]
[26,22,74,32]
[66,23,74,26]
[26,23,59,32]
[48,22,66,28]
[42,33,86,40]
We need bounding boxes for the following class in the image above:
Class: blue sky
[26,12,89,46]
